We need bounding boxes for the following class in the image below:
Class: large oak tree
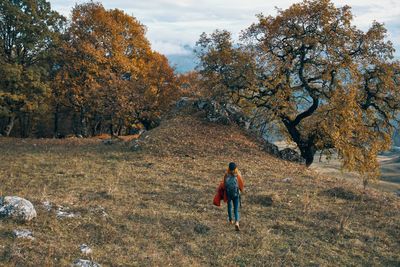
[197,0,400,180]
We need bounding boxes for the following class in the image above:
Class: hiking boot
[235,222,240,231]
[229,220,233,225]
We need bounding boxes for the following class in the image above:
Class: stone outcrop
[279,148,304,163]
[263,142,280,157]
[195,100,251,128]
[0,196,37,221]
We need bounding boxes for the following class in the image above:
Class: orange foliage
[53,3,178,136]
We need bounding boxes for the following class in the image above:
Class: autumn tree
[195,30,257,102]
[54,2,177,136]
[197,0,400,180]
[177,71,203,97]
[0,0,65,136]
[132,51,178,129]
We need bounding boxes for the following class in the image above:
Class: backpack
[225,174,239,199]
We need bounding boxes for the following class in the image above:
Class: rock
[225,103,252,128]
[264,142,280,157]
[56,206,79,219]
[205,101,231,125]
[13,229,34,240]
[195,100,209,110]
[89,206,108,217]
[176,97,195,109]
[42,201,52,212]
[0,196,37,221]
[279,148,304,163]
[76,134,83,138]
[56,210,76,219]
[282,177,293,183]
[195,99,252,127]
[73,259,101,267]
[79,244,92,255]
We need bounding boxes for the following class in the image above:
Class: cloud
[49,0,400,57]
[151,41,192,55]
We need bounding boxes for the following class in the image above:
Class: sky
[49,0,400,61]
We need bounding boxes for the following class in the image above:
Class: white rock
[56,206,79,219]
[13,229,35,240]
[73,259,101,267]
[79,244,92,255]
[282,177,293,183]
[42,201,52,212]
[97,206,108,217]
[0,196,37,221]
[56,210,77,219]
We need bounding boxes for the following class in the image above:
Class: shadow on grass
[320,187,361,201]
[0,229,13,239]
[247,194,274,207]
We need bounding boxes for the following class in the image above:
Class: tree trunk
[281,117,317,167]
[79,108,88,137]
[3,115,16,136]
[19,115,26,138]
[19,113,34,138]
[94,120,102,136]
[53,104,59,138]
[109,123,114,137]
[117,118,124,136]
[299,144,316,167]
[91,114,101,136]
[72,112,79,136]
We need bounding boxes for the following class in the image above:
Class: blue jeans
[227,196,240,222]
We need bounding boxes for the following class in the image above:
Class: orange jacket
[213,183,225,206]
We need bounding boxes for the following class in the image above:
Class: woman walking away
[222,162,244,231]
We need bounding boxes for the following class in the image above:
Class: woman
[222,162,244,231]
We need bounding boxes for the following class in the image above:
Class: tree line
[195,0,400,181]
[0,0,180,138]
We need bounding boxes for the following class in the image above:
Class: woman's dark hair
[228,162,237,171]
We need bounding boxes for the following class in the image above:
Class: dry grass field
[0,110,399,266]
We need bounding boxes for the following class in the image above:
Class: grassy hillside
[0,111,399,266]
